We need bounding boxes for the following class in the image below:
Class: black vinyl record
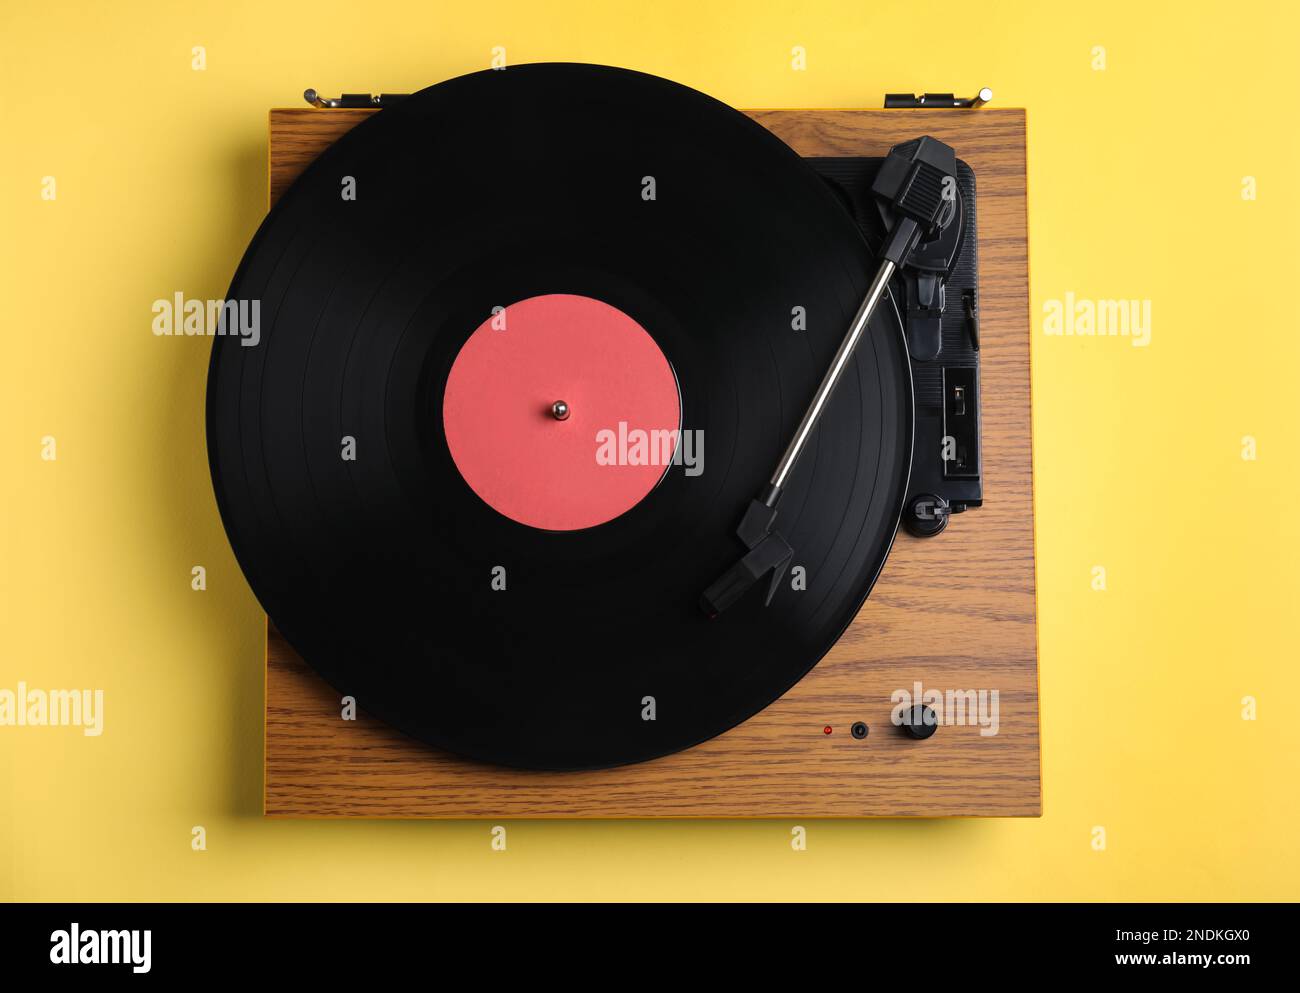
[207,63,913,770]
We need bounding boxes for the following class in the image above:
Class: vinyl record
[206,63,913,769]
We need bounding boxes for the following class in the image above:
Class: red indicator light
[823,725,833,735]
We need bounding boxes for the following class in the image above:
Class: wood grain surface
[263,106,1039,817]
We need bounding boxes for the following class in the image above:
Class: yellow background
[3,0,1298,901]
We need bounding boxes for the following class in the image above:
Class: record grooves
[207,63,913,769]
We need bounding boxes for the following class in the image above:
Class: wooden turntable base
[262,105,1039,817]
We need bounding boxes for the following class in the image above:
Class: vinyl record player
[205,65,1040,817]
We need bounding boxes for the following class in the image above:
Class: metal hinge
[303,89,409,108]
[884,88,992,109]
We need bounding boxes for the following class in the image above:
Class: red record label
[442,293,682,530]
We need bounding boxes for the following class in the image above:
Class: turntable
[206,65,1040,817]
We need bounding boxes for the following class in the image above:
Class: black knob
[901,703,938,739]
[850,721,869,739]
[903,493,949,538]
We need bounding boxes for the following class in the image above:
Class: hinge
[303,89,410,108]
[884,88,992,109]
